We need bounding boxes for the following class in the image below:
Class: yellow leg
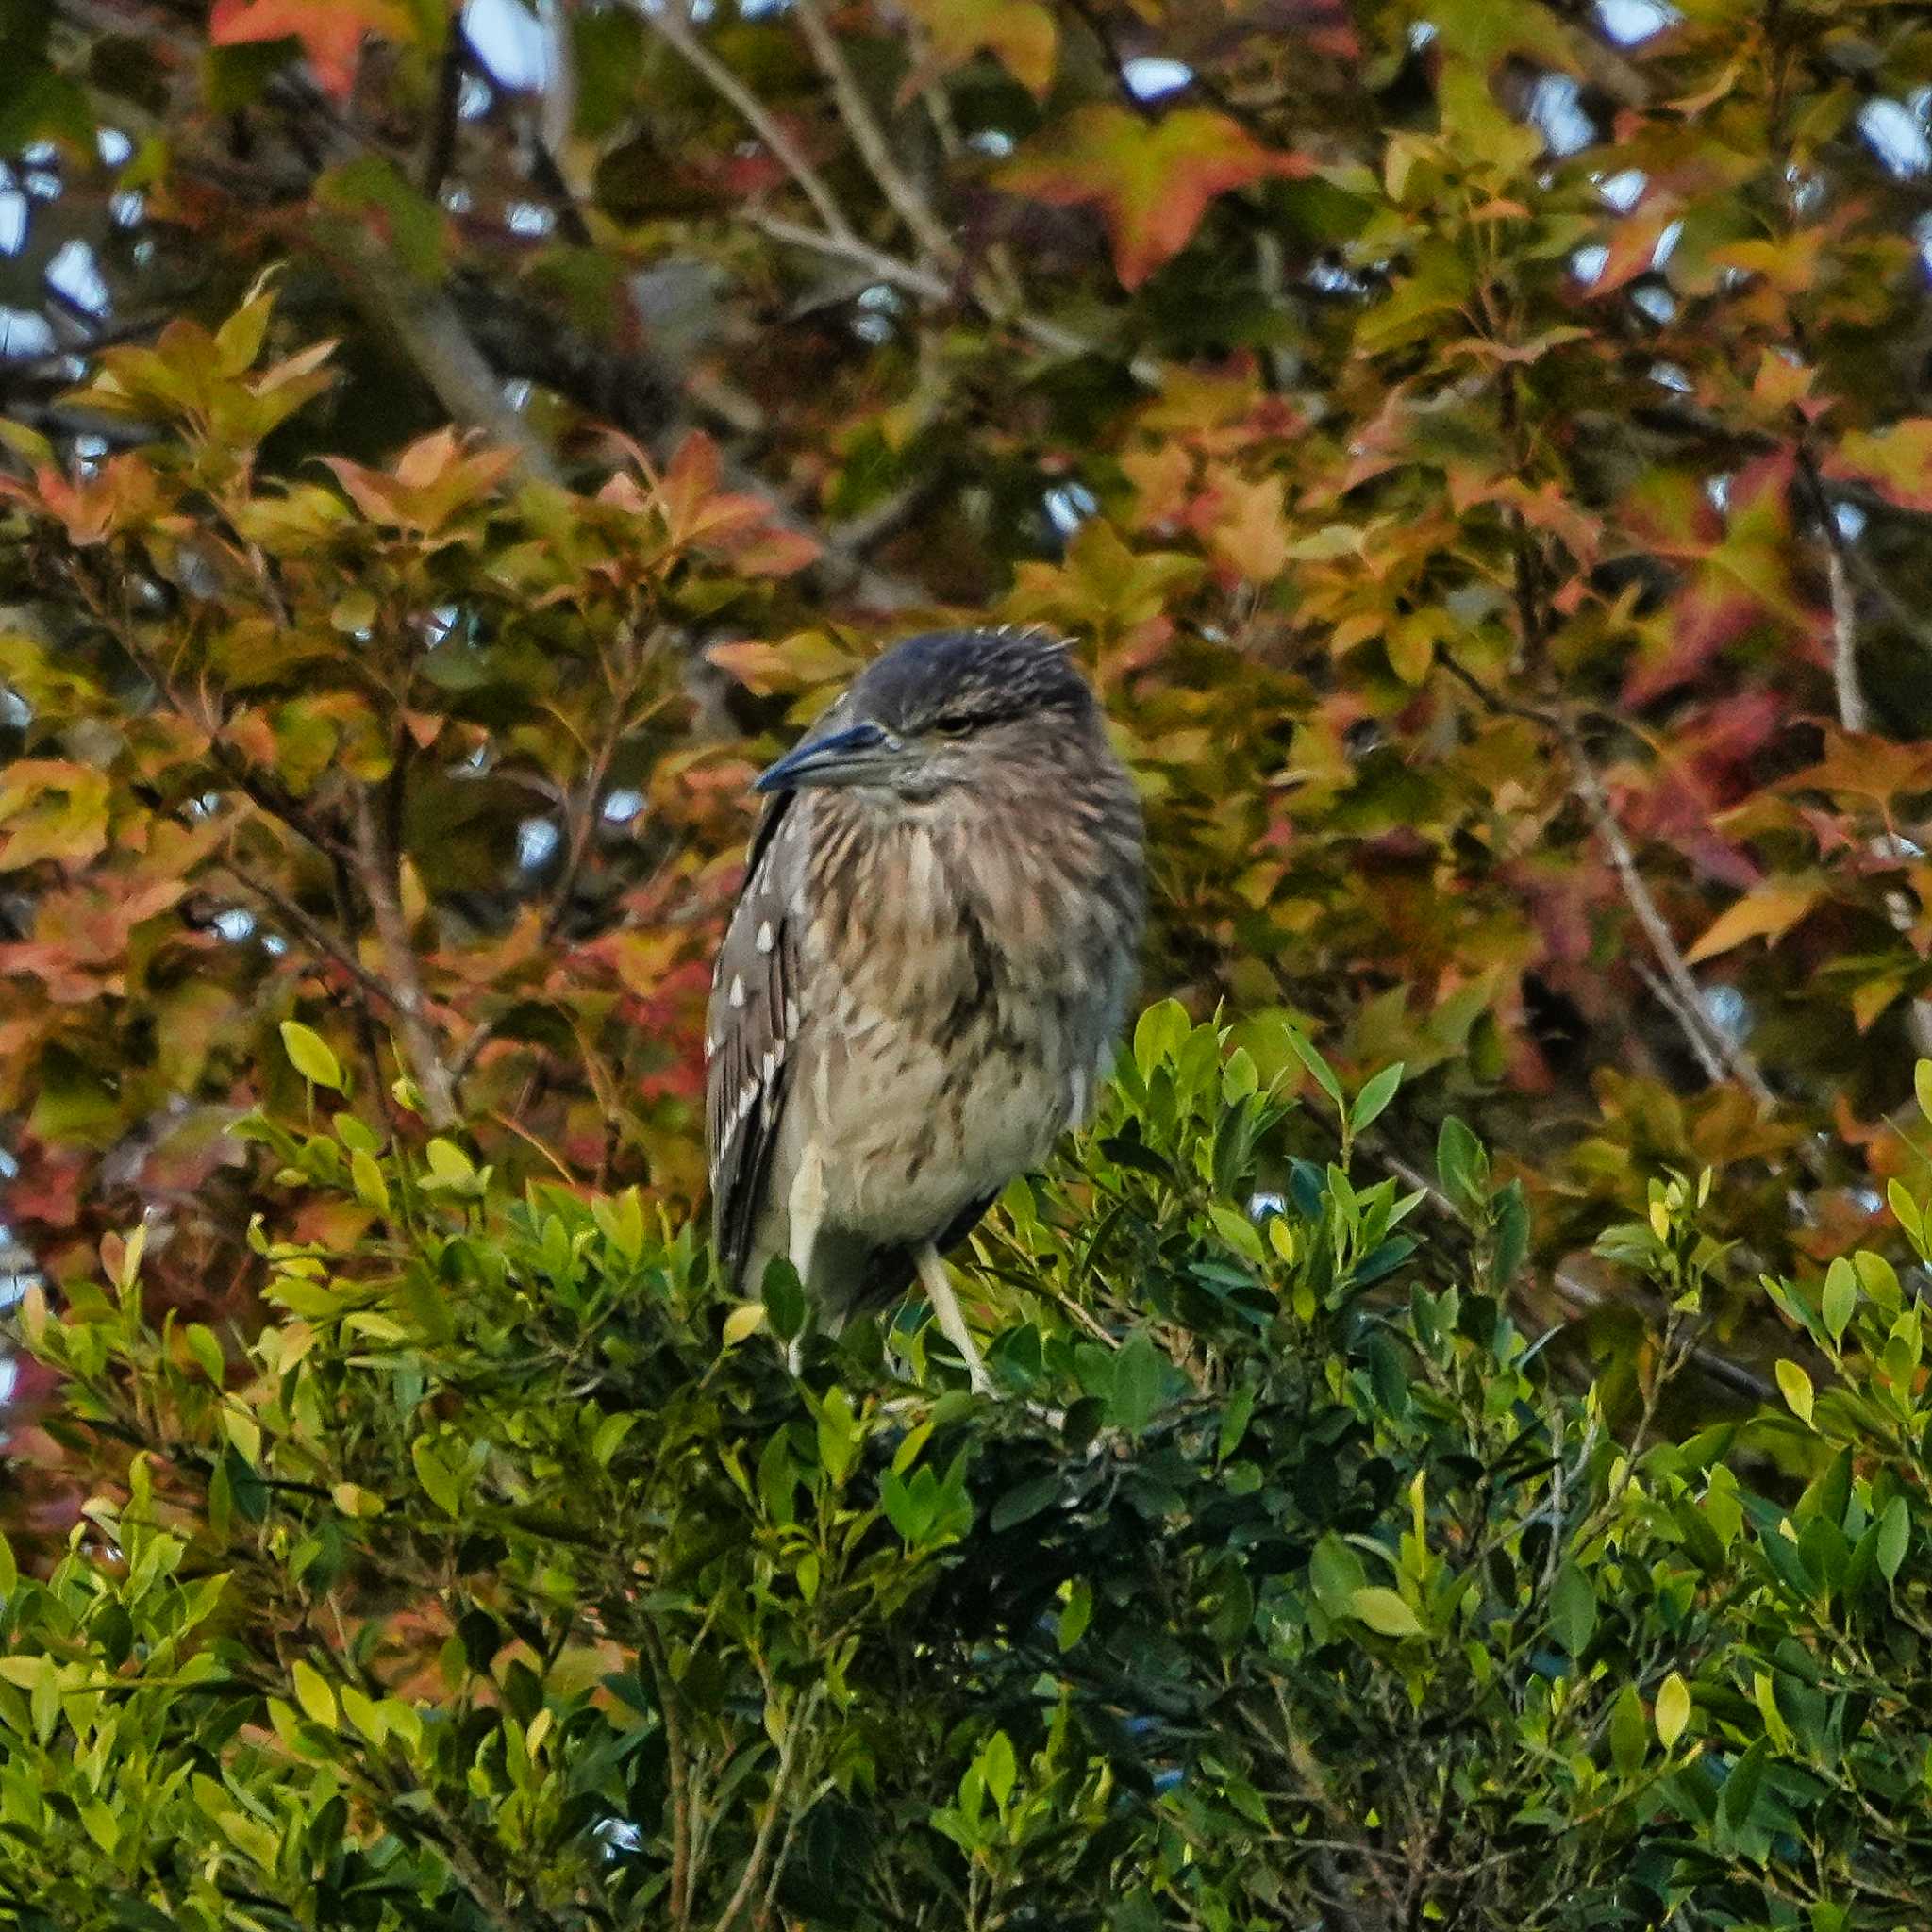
[783,1144,826,1376]
[915,1242,993,1397]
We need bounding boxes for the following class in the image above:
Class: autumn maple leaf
[995,106,1310,290]
[208,0,413,103]
[897,0,1058,101]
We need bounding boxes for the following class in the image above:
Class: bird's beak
[754,722,903,793]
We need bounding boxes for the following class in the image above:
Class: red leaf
[208,0,411,103]
[996,107,1311,289]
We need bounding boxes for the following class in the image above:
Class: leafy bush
[6,1008,1928,1930]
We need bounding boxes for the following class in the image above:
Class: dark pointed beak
[754,721,901,793]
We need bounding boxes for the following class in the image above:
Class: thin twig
[630,0,852,239]
[327,215,563,486]
[1437,657,1774,1104]
[350,789,458,1128]
[790,0,958,265]
[638,1617,695,1927]
[219,858,392,1007]
[1563,726,1774,1106]
[1825,542,1866,734]
[751,211,1156,377]
[1632,960,1728,1088]
[711,1684,825,1932]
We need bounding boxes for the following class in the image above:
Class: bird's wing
[707,790,806,1293]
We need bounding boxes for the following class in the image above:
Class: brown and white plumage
[706,626,1144,1387]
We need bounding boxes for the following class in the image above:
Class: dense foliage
[8,0,1932,1391]
[5,1009,1931,1928]
[8,1,1932,1924]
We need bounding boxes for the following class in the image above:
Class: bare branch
[219,858,392,1008]
[1826,542,1866,734]
[326,217,563,487]
[350,789,458,1128]
[790,0,958,265]
[751,211,1159,379]
[711,1684,825,1932]
[1564,727,1775,1107]
[628,0,853,239]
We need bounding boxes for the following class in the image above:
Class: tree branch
[627,0,853,240]
[751,211,1158,378]
[790,0,958,266]
[638,1616,695,1927]
[711,1684,825,1932]
[1564,728,1774,1106]
[326,216,563,487]
[349,788,458,1128]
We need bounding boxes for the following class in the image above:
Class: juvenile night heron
[706,625,1144,1392]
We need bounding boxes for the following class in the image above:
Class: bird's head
[753,625,1099,805]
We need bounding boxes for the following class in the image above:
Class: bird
[705,625,1145,1393]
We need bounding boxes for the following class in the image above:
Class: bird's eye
[930,712,976,737]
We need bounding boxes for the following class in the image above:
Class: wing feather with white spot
[707,790,808,1293]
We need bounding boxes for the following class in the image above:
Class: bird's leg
[784,1143,827,1377]
[915,1242,993,1397]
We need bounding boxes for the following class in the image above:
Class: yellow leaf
[1775,1358,1814,1426]
[899,0,1058,99]
[1684,881,1820,965]
[1655,1671,1691,1749]
[723,1302,768,1346]
[1350,1586,1423,1637]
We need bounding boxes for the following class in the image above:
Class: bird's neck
[816,777,1116,971]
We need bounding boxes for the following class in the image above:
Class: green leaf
[411,1436,461,1516]
[1285,1028,1345,1110]
[592,1411,637,1468]
[1133,997,1191,1077]
[1109,1331,1163,1432]
[1821,1258,1856,1346]
[1435,1115,1488,1210]
[279,1020,342,1091]
[1058,1577,1092,1651]
[350,1147,391,1216]
[1309,1533,1367,1618]
[1776,1359,1814,1426]
[1350,1586,1423,1637]
[1216,1380,1256,1462]
[1609,1683,1646,1777]
[722,1302,767,1347]
[982,1731,1017,1808]
[762,1258,807,1345]
[1888,1177,1924,1250]
[991,1473,1062,1531]
[1549,1561,1597,1657]
[1876,1495,1910,1583]
[1655,1671,1691,1749]
[1720,1735,1769,1834]
[1349,1061,1404,1135]
[291,1660,337,1730]
[423,1138,479,1192]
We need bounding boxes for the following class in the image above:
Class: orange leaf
[996,107,1311,290]
[1202,469,1288,584]
[208,0,412,103]
[1684,881,1821,965]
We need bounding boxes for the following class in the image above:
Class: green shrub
[3,1008,1928,1930]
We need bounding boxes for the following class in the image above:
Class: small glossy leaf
[279,1021,342,1091]
[1351,1587,1423,1637]
[1656,1672,1691,1749]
